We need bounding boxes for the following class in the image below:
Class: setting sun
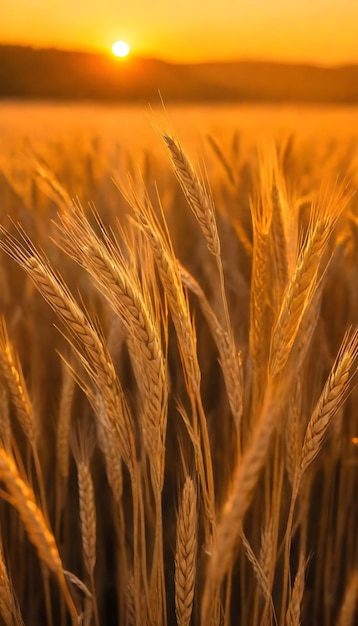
[112,40,130,58]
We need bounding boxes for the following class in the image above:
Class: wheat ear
[180,264,243,440]
[301,328,358,474]
[56,204,167,485]
[71,424,96,579]
[72,422,99,626]
[0,316,49,517]
[269,187,350,378]
[271,181,289,290]
[0,316,37,445]
[249,189,271,410]
[281,329,358,625]
[56,359,75,481]
[175,477,198,626]
[0,448,78,624]
[127,185,216,536]
[164,134,235,380]
[241,532,272,603]
[55,207,168,621]
[0,227,135,473]
[163,133,220,257]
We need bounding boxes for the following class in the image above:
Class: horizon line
[1,41,358,70]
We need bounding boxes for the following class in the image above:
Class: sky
[1,0,358,65]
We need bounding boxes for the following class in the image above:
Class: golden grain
[175,477,197,626]
[0,126,356,626]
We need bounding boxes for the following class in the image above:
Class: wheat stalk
[285,554,306,626]
[202,384,278,622]
[206,134,236,185]
[0,541,24,626]
[0,382,11,451]
[285,377,302,486]
[337,571,358,626]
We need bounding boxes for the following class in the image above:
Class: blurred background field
[2,102,358,156]
[2,102,358,214]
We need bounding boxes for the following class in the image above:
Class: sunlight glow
[112,40,131,58]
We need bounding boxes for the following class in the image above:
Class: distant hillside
[1,45,358,103]
[186,61,358,103]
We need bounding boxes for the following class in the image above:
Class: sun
[112,40,131,58]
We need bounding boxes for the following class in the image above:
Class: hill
[1,45,358,103]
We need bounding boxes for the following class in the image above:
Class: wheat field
[0,110,357,626]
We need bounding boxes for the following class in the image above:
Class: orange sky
[1,0,358,65]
